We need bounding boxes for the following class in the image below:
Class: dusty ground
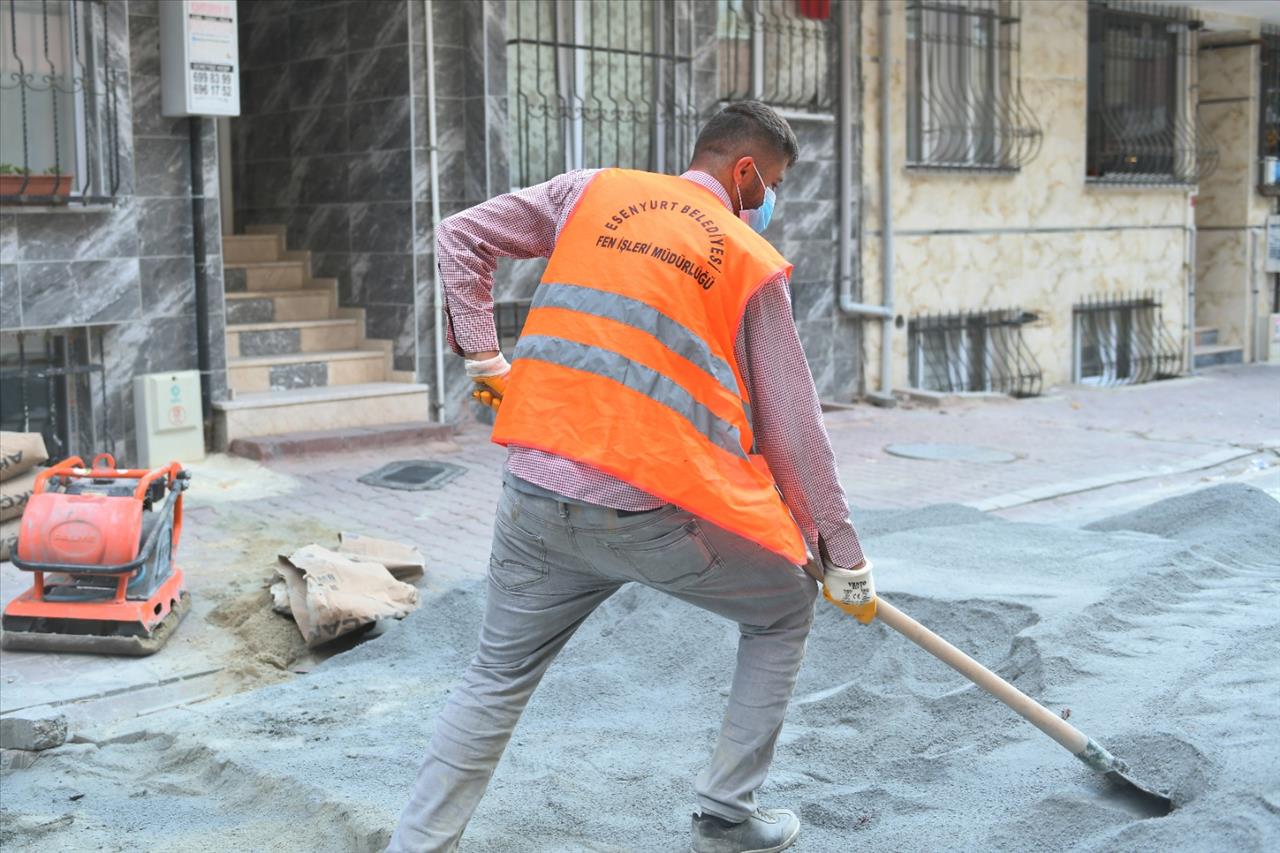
[1,365,1277,850]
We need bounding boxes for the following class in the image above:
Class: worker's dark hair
[691,100,800,166]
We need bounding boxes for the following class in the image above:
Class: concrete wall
[1194,8,1275,361]
[0,0,227,460]
[858,0,1194,392]
[233,0,417,372]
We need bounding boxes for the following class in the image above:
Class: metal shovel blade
[1079,738,1174,817]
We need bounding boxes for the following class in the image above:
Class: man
[390,101,875,853]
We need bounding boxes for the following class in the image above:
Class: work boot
[690,808,800,853]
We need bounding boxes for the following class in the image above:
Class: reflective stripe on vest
[513,333,748,459]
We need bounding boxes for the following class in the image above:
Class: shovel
[872,596,1174,817]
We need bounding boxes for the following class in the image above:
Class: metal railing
[1085,1,1217,185]
[717,0,833,112]
[0,0,121,205]
[495,299,533,354]
[1072,293,1181,386]
[1259,26,1279,194]
[905,1,1042,171]
[907,308,1042,397]
[507,0,697,189]
[0,328,110,458]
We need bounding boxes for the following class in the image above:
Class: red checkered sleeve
[437,170,599,355]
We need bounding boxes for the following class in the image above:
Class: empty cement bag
[275,545,419,647]
[0,518,19,561]
[0,470,39,522]
[0,432,48,482]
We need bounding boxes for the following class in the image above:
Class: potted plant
[0,163,73,198]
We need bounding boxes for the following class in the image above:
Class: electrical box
[134,371,205,468]
[160,0,240,117]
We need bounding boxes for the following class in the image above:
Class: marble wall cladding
[853,0,1254,392]
[235,0,416,367]
[3,6,227,459]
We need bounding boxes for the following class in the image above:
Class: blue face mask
[737,162,776,234]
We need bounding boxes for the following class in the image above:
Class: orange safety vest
[491,168,807,564]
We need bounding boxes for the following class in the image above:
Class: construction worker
[389,100,875,853]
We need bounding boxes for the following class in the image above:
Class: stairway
[212,225,432,450]
[1193,326,1244,369]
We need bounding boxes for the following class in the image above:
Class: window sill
[1257,184,1280,197]
[1,196,120,214]
[905,162,1021,175]
[1084,177,1195,190]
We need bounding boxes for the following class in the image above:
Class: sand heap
[2,484,1277,852]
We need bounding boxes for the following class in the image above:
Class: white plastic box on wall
[160,0,240,117]
[134,371,206,469]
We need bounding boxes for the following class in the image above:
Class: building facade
[2,0,1276,463]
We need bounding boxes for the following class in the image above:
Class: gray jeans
[388,473,818,852]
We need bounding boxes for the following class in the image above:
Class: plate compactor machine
[2,454,192,656]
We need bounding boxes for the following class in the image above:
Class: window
[1072,294,1180,386]
[906,1,1041,171]
[494,299,532,354]
[0,328,109,458]
[717,0,834,112]
[1260,27,1279,193]
[0,0,120,204]
[908,309,1042,397]
[506,0,695,189]
[1086,1,1216,185]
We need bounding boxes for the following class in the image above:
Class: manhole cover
[884,443,1018,464]
[359,460,467,491]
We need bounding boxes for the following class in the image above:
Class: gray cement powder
[1,484,1277,852]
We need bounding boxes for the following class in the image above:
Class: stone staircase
[1193,325,1244,369]
[212,225,432,450]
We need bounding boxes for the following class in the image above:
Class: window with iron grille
[717,0,834,112]
[1072,294,1181,386]
[0,328,110,458]
[905,1,1042,171]
[0,0,121,204]
[1260,26,1280,194]
[506,0,696,189]
[1085,1,1217,185]
[494,299,533,354]
[907,308,1042,397]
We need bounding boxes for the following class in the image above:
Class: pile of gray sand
[2,484,1276,852]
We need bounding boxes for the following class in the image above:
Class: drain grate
[358,460,467,491]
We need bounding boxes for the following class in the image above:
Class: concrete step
[211,382,433,449]
[1194,344,1244,369]
[222,233,281,263]
[1194,326,1219,347]
[227,349,390,394]
[224,260,307,292]
[226,319,362,358]
[225,288,334,324]
[226,421,455,460]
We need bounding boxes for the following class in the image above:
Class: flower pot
[0,173,74,198]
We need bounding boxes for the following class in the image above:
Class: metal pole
[189,117,212,423]
[877,0,896,401]
[424,0,446,420]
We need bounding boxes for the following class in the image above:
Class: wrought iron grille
[494,299,533,354]
[1085,1,1217,185]
[507,0,697,189]
[905,1,1042,171]
[0,0,121,205]
[1072,293,1181,386]
[907,308,1042,397]
[0,328,110,458]
[717,0,834,112]
[1260,26,1279,194]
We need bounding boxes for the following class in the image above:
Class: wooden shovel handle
[876,597,1089,756]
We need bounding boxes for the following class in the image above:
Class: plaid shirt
[438,169,865,568]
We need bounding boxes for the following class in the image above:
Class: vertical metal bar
[652,0,665,174]
[570,0,585,170]
[750,0,763,99]
[190,117,212,421]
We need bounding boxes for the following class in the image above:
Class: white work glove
[465,353,511,411]
[822,559,876,624]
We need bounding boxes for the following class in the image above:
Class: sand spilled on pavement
[2,484,1277,852]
